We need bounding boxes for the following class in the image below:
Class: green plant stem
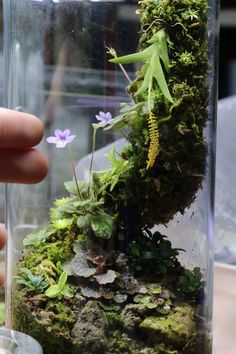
[107,46,131,83]
[88,125,98,196]
[66,144,83,200]
[119,63,132,83]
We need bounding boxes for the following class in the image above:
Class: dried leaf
[94,270,117,285]
[114,292,128,304]
[80,286,101,299]
[70,252,96,278]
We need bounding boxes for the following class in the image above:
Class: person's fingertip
[0,148,48,184]
[26,113,44,146]
[0,109,45,148]
[0,224,7,250]
[28,152,49,184]
[0,272,5,287]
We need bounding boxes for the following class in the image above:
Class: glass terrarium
[4,0,219,353]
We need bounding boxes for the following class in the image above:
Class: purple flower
[95,111,113,127]
[46,129,76,148]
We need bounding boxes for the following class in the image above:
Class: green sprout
[45,270,74,300]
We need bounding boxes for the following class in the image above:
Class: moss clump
[106,311,123,328]
[106,0,209,227]
[139,305,196,347]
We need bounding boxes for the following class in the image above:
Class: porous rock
[71,300,108,353]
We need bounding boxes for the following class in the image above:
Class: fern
[147,112,159,168]
[110,29,173,103]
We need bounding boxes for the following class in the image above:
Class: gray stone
[71,300,108,353]
[121,303,146,332]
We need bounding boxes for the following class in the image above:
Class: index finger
[0,108,44,149]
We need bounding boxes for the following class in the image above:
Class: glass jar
[0,328,43,354]
[4,0,219,353]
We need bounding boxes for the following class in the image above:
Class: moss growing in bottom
[13,272,211,354]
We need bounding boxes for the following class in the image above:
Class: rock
[38,310,54,326]
[139,305,196,347]
[30,294,47,306]
[71,300,108,353]
[121,304,146,332]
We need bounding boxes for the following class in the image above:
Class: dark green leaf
[90,213,114,239]
[77,214,91,229]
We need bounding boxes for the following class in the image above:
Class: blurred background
[219,0,236,98]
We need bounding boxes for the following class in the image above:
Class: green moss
[139,305,196,347]
[0,302,5,326]
[106,330,140,354]
[104,0,209,227]
[13,291,79,354]
[106,311,123,328]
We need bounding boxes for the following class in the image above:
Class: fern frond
[147,112,159,169]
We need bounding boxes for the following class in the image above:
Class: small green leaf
[58,270,68,290]
[45,285,60,298]
[52,218,72,230]
[58,200,77,214]
[62,286,74,298]
[146,302,158,309]
[54,197,71,207]
[134,63,153,97]
[156,29,170,72]
[73,199,92,208]
[109,43,155,64]
[152,53,173,103]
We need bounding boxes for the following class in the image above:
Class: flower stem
[88,125,98,196]
[119,63,132,83]
[106,45,131,83]
[66,144,83,200]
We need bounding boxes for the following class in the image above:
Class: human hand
[0,108,48,183]
[0,108,48,284]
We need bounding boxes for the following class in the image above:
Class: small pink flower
[46,129,76,148]
[95,111,113,127]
